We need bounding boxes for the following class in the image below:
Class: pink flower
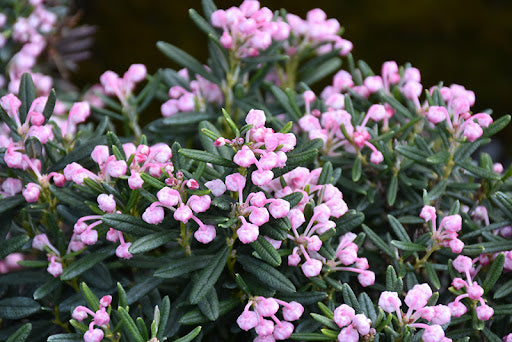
[237,310,258,331]
[83,328,104,342]
[333,304,355,328]
[378,291,401,313]
[22,182,40,202]
[357,270,375,287]
[174,204,193,223]
[237,217,259,244]
[142,205,165,224]
[273,321,294,340]
[194,225,216,244]
[282,301,304,321]
[97,194,116,213]
[205,179,226,197]
[116,243,133,259]
[301,258,322,277]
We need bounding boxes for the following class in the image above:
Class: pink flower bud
[186,179,199,190]
[97,194,116,213]
[404,283,432,310]
[116,243,133,259]
[32,233,50,250]
[333,304,355,328]
[304,90,316,105]
[426,106,448,124]
[448,301,467,317]
[246,109,266,128]
[273,321,294,340]
[128,172,144,189]
[467,282,484,300]
[364,76,383,93]
[288,209,305,229]
[494,163,504,174]
[94,308,110,325]
[100,295,112,308]
[440,215,462,232]
[174,204,193,223]
[463,120,483,142]
[51,173,66,187]
[282,301,304,321]
[288,252,301,266]
[432,305,451,325]
[72,306,89,321]
[81,229,98,245]
[187,195,211,213]
[47,257,63,277]
[255,318,274,336]
[325,93,345,109]
[378,291,401,313]
[205,179,226,197]
[448,239,464,253]
[1,178,23,197]
[225,173,246,192]
[194,225,216,244]
[358,271,375,287]
[28,110,44,126]
[249,207,270,226]
[422,325,446,342]
[157,187,180,207]
[124,64,147,83]
[268,199,290,219]
[337,325,359,342]
[238,218,259,244]
[370,151,384,164]
[301,258,323,277]
[142,205,165,224]
[83,328,104,342]
[106,159,127,178]
[220,31,233,49]
[237,310,258,331]
[353,314,371,335]
[252,169,274,186]
[256,297,279,317]
[91,145,110,165]
[234,145,257,167]
[367,104,387,122]
[420,205,437,222]
[69,102,90,124]
[452,255,473,274]
[23,183,40,202]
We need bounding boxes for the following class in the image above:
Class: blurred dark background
[71,0,512,158]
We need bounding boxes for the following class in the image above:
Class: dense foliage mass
[1,1,512,341]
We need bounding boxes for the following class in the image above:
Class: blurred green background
[72,0,512,157]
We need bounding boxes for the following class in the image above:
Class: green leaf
[395,145,429,164]
[388,215,411,242]
[180,298,239,325]
[154,255,212,278]
[237,255,296,294]
[483,252,504,293]
[117,282,128,308]
[281,192,303,209]
[493,279,512,299]
[33,278,60,300]
[361,224,394,257]
[146,112,215,132]
[118,306,144,342]
[453,138,490,163]
[49,136,107,172]
[342,284,360,313]
[0,235,29,260]
[391,240,425,252]
[311,313,338,330]
[102,214,159,236]
[424,262,441,290]
[129,232,174,254]
[387,175,398,206]
[6,323,31,342]
[198,287,219,321]
[18,73,36,122]
[60,246,115,280]
[278,292,327,305]
[81,282,100,311]
[317,162,333,185]
[0,297,40,319]
[173,326,202,342]
[47,334,84,342]
[222,108,240,137]
[334,210,364,233]
[269,84,300,121]
[352,157,362,182]
[179,148,235,168]
[189,246,230,304]
[299,57,341,85]
[0,105,19,135]
[426,150,450,164]
[358,292,377,322]
[492,192,512,222]
[157,41,218,83]
[285,149,318,169]
[251,235,281,266]
[43,89,56,122]
[482,327,503,342]
[482,114,511,138]
[290,332,332,341]
[456,160,501,180]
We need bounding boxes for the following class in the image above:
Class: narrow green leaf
[483,253,504,293]
[154,255,212,278]
[117,282,128,308]
[198,287,219,321]
[491,192,512,222]
[157,41,218,83]
[299,57,341,85]
[189,246,230,304]
[118,306,144,342]
[179,148,235,168]
[136,317,149,341]
[49,136,107,172]
[281,191,303,209]
[180,298,239,325]
[0,235,29,260]
[453,138,490,163]
[391,240,425,252]
[482,115,511,138]
[395,145,429,164]
[126,277,164,305]
[19,73,36,122]
[222,108,240,137]
[426,150,450,164]
[129,232,174,254]
[334,210,364,233]
[352,157,362,182]
[285,149,318,168]
[269,84,299,121]
[289,332,332,341]
[311,313,338,330]
[317,162,333,185]
[60,246,115,280]
[81,282,100,311]
[251,235,281,266]
[278,292,327,305]
[456,160,501,180]
[0,105,19,135]
[387,215,411,242]
[386,266,398,292]
[361,224,394,257]
[0,297,40,319]
[342,284,360,313]
[237,255,296,294]
[482,327,503,342]
[102,214,159,236]
[424,262,441,290]
[387,175,398,206]
[43,89,56,122]
[358,292,377,322]
[173,326,202,342]
[493,279,512,299]
[33,278,60,300]
[47,334,84,342]
[157,296,170,340]
[6,323,31,342]
[146,113,215,132]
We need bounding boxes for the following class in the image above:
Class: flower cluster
[72,295,112,342]
[333,304,373,341]
[420,205,464,253]
[161,68,223,117]
[448,255,494,321]
[212,1,290,58]
[99,64,147,105]
[378,284,452,342]
[237,297,304,340]
[32,233,64,277]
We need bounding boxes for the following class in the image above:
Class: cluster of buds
[72,295,112,342]
[261,167,352,278]
[161,68,223,117]
[285,8,352,56]
[448,255,494,321]
[142,181,216,244]
[378,284,452,342]
[32,233,64,277]
[99,64,147,106]
[420,205,464,253]
[205,173,290,244]
[426,84,492,142]
[217,109,296,186]
[211,1,290,58]
[325,233,375,286]
[52,101,91,139]
[299,91,385,164]
[333,304,373,341]
[73,194,133,259]
[236,296,304,341]
[2,0,56,94]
